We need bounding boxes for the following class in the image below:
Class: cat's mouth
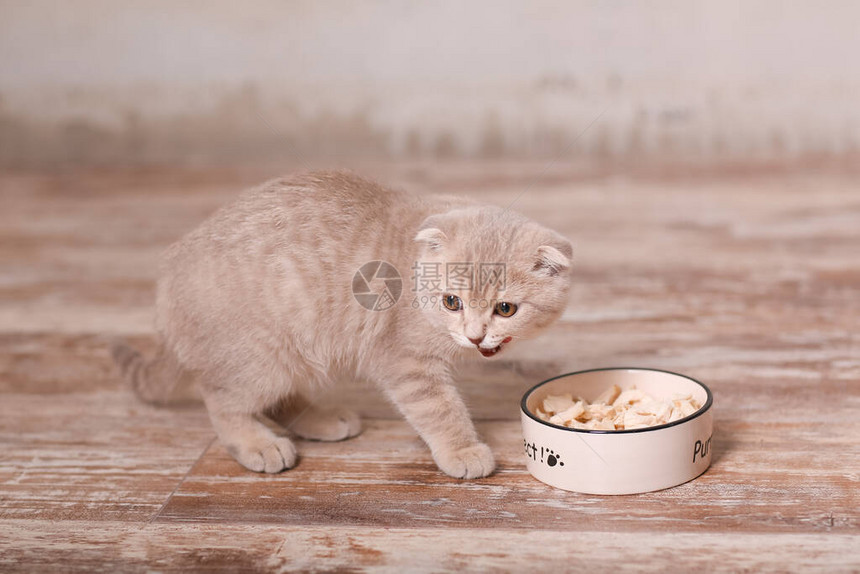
[478,336,513,358]
[478,345,502,358]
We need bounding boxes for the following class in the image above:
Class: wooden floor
[1,162,858,572]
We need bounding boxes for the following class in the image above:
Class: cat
[113,171,572,479]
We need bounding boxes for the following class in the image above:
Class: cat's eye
[494,301,518,317]
[442,294,462,311]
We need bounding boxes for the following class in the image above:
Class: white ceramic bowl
[520,368,713,495]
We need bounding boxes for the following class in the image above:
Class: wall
[1,1,859,165]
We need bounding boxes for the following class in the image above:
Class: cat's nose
[468,336,484,346]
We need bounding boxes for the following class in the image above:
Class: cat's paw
[290,406,362,442]
[228,436,298,474]
[433,442,496,479]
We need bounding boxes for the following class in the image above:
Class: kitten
[113,171,572,479]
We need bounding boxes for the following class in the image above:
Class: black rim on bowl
[520,367,713,434]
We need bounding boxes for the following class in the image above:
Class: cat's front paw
[433,442,496,479]
[228,436,298,474]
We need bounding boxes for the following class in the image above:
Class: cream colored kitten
[113,171,572,479]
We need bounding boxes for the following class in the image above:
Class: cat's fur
[113,171,572,479]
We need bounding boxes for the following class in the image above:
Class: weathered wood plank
[1,519,858,573]
[0,391,213,521]
[156,419,858,533]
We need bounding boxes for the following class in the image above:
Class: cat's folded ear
[414,216,447,251]
[533,236,573,277]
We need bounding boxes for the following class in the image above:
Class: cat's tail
[111,337,186,405]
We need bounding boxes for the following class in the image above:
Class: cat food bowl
[520,368,713,495]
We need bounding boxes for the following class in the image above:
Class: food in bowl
[520,368,713,494]
[536,384,703,431]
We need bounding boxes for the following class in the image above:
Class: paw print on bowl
[546,449,564,467]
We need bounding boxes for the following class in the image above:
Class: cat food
[534,384,702,430]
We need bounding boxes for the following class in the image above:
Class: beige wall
[1,1,859,165]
